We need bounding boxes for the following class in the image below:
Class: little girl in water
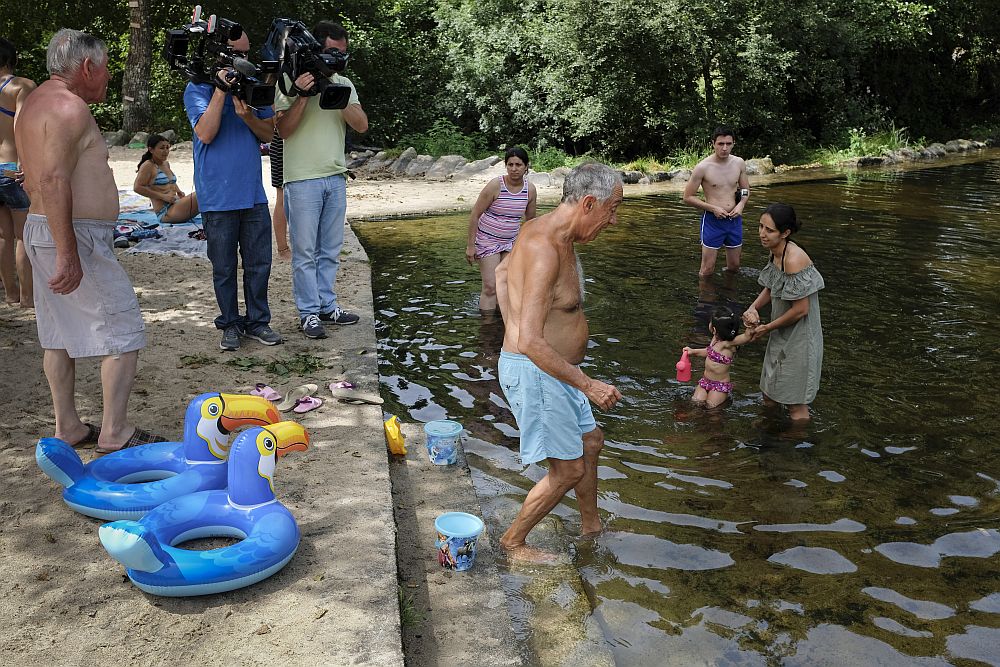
[684,306,755,407]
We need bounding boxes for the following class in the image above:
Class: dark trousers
[202,203,273,331]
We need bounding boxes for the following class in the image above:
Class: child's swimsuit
[698,377,733,394]
[700,341,734,394]
[706,344,733,365]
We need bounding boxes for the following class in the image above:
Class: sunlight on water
[356,154,1000,665]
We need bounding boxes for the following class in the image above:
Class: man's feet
[220,325,243,351]
[244,325,283,346]
[319,307,360,325]
[300,314,328,339]
[500,542,564,565]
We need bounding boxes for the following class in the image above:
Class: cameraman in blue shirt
[183,32,282,351]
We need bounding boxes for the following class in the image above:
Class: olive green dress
[758,261,824,405]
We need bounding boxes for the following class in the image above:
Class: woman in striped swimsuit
[465,146,537,312]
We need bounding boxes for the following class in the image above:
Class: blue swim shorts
[498,350,597,465]
[0,162,30,211]
[700,211,742,249]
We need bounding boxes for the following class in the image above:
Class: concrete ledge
[390,421,525,666]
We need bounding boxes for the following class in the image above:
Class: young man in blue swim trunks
[495,163,623,561]
[683,126,750,276]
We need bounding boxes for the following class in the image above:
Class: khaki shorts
[24,214,146,358]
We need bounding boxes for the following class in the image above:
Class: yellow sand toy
[384,416,406,455]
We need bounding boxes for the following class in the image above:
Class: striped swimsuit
[474,176,529,259]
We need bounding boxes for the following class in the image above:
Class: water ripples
[357,154,1000,665]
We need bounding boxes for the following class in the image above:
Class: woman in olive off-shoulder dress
[743,203,824,421]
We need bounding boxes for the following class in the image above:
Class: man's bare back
[16,80,118,221]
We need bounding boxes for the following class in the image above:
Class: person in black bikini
[0,37,37,307]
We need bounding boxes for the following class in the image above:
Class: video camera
[163,5,276,108]
[261,18,353,110]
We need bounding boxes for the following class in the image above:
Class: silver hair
[561,162,622,204]
[47,28,107,77]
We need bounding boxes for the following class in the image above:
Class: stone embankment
[106,127,998,190]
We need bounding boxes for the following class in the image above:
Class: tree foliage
[1,0,997,160]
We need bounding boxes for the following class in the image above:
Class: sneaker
[220,325,242,351]
[318,307,360,325]
[245,325,283,346]
[300,314,328,339]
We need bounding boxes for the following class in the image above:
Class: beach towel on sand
[117,189,207,259]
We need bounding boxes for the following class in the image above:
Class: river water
[354,154,1000,665]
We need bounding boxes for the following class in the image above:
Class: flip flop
[69,422,102,448]
[292,396,323,413]
[330,380,355,390]
[96,428,168,455]
[276,383,319,412]
[250,383,281,402]
[330,386,384,405]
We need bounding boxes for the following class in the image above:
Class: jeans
[283,174,347,318]
[202,203,272,331]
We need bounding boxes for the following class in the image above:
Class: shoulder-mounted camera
[261,18,353,110]
[163,5,276,108]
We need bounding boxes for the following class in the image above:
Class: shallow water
[355,154,1000,665]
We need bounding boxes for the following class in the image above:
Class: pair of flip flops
[255,383,324,413]
[251,381,383,412]
[95,428,168,455]
[329,382,384,405]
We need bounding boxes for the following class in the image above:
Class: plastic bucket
[434,512,484,571]
[424,420,463,465]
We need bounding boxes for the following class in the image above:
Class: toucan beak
[218,393,280,432]
[265,421,310,457]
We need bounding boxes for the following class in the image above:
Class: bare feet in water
[500,542,563,564]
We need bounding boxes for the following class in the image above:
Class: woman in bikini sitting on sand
[133,134,199,223]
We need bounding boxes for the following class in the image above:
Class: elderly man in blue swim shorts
[683,126,750,277]
[495,163,624,561]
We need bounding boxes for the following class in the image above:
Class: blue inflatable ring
[36,393,279,520]
[99,422,309,596]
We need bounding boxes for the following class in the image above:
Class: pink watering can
[676,350,692,382]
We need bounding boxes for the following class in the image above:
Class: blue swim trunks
[498,350,597,465]
[700,211,742,249]
[0,162,30,211]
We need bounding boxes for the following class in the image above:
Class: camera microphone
[232,57,258,77]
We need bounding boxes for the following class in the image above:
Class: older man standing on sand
[495,163,623,559]
[15,29,163,452]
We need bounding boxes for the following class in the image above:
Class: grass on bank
[811,124,922,166]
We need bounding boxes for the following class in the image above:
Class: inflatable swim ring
[99,421,309,596]
[36,393,279,520]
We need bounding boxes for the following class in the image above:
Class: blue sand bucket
[434,512,484,571]
[424,420,463,465]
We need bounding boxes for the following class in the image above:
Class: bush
[530,147,583,172]
[397,119,488,159]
